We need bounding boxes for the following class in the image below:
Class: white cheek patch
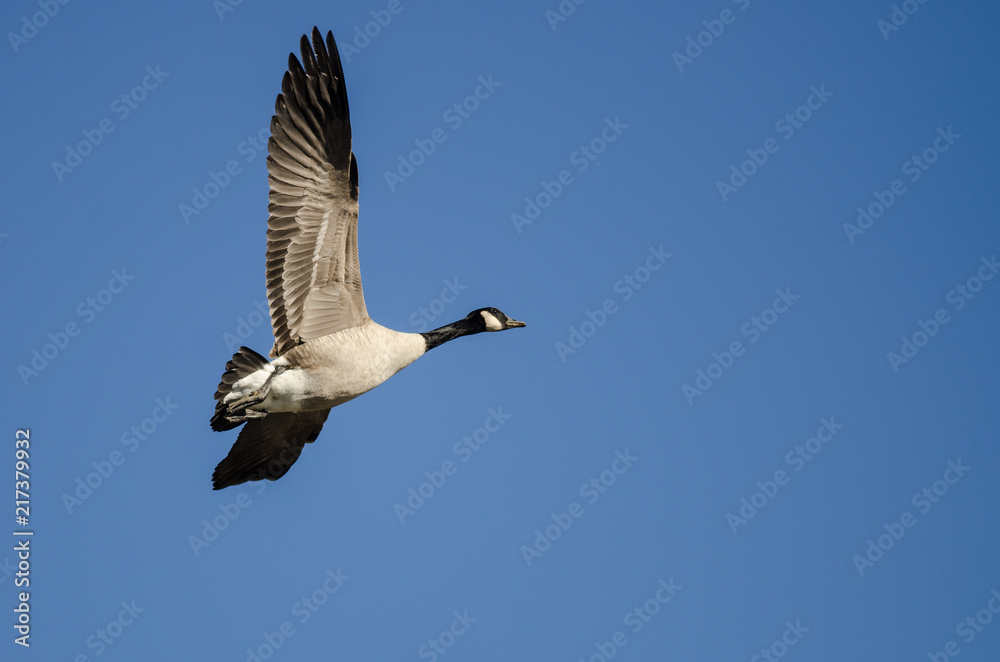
[481,311,503,331]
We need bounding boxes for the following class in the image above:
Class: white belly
[244,323,426,413]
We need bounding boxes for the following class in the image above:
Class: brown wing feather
[265,28,366,358]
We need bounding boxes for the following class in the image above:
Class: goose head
[421,307,525,350]
[471,307,527,332]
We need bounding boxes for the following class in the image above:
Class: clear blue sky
[4,0,1000,660]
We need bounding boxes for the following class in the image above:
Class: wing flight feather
[265,28,366,358]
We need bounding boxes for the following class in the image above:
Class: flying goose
[210,28,525,490]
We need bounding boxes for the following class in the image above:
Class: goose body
[225,323,425,413]
[209,29,524,490]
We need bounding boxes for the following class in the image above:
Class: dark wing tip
[350,153,359,201]
[287,51,304,78]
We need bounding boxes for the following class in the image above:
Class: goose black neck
[421,318,482,351]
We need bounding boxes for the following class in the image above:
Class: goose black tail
[210,346,270,431]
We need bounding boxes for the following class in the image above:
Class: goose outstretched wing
[265,28,367,358]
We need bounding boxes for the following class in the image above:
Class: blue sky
[3,0,1000,659]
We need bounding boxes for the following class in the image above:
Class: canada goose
[209,28,525,490]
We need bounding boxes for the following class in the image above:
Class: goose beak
[505,319,526,329]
